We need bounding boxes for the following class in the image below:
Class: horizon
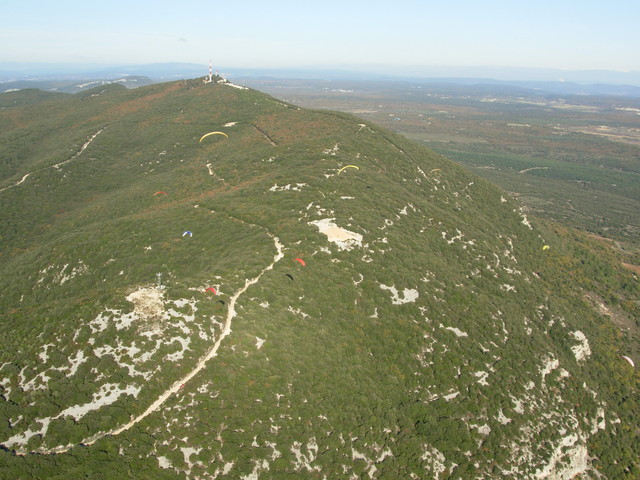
[2,0,639,75]
[3,61,640,89]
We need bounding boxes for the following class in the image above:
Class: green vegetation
[0,78,638,478]
[250,78,640,264]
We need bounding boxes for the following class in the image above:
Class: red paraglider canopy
[154,191,168,196]
[294,258,306,267]
[206,287,217,295]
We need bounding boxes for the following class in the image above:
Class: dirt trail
[0,128,104,194]
[19,231,284,455]
[53,128,104,169]
[519,166,549,174]
[109,233,284,438]
[0,173,30,193]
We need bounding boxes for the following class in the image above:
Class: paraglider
[154,191,167,196]
[206,287,217,295]
[338,165,359,175]
[294,258,306,267]
[182,231,193,237]
[622,356,635,368]
[199,131,228,142]
[430,168,442,174]
[542,245,550,251]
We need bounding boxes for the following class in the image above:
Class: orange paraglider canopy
[154,191,167,196]
[294,258,306,267]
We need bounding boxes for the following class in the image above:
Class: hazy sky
[2,0,639,72]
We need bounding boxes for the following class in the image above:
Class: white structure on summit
[204,60,213,83]
[204,60,229,85]
[204,60,227,83]
[206,60,213,84]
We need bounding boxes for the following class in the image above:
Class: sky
[2,0,640,73]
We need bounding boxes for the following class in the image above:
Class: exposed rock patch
[126,287,165,321]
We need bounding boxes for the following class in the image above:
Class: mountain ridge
[0,78,638,479]
[3,62,640,96]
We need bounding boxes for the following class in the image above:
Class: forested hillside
[0,78,638,479]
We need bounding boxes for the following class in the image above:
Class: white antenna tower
[208,60,213,83]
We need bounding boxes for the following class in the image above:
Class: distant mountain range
[2,62,640,97]
[0,76,153,94]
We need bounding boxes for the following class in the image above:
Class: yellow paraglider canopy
[542,245,550,251]
[338,165,360,175]
[199,131,229,142]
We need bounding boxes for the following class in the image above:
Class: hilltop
[240,76,640,264]
[0,77,638,479]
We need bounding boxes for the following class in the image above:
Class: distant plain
[236,77,640,264]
